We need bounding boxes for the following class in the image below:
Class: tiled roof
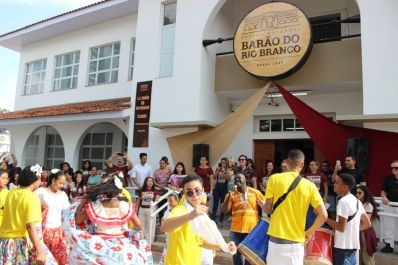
[0,0,110,38]
[0,97,131,120]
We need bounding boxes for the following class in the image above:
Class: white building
[0,0,397,172]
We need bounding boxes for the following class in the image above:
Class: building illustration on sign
[243,9,300,33]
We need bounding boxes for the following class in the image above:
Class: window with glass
[128,38,136,81]
[45,134,65,169]
[24,59,47,95]
[310,14,341,43]
[88,42,120,86]
[80,132,113,169]
[24,134,40,166]
[53,51,80,91]
[159,2,176,77]
[259,118,307,132]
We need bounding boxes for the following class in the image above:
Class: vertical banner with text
[132,81,152,147]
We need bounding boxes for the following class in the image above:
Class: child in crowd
[159,193,180,265]
[8,167,20,190]
[356,185,377,265]
[70,171,87,200]
[326,173,371,265]
[136,176,160,244]
[0,168,9,225]
[168,162,187,194]
[160,175,236,265]
[41,168,49,187]
[35,170,70,265]
[0,167,57,264]
[87,166,101,186]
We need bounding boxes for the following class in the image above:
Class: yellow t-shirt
[225,187,264,233]
[0,188,42,238]
[0,188,9,226]
[164,204,203,265]
[265,172,323,242]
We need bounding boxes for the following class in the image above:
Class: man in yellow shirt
[222,173,264,265]
[263,149,327,265]
[161,175,236,265]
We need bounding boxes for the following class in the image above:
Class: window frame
[159,2,177,78]
[87,42,121,86]
[128,37,136,81]
[23,58,47,95]
[52,50,80,91]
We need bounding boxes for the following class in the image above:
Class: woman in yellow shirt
[160,175,237,265]
[0,167,56,265]
[0,168,9,226]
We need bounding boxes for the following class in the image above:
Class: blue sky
[0,0,99,111]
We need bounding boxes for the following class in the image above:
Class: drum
[304,228,333,265]
[238,218,270,265]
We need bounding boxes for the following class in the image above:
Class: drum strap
[347,199,359,222]
[272,175,302,214]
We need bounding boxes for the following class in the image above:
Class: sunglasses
[392,167,398,170]
[185,188,203,197]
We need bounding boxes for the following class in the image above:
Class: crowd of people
[0,151,397,265]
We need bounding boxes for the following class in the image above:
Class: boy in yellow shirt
[0,166,51,264]
[160,175,236,265]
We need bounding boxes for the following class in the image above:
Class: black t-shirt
[322,169,336,196]
[382,175,398,202]
[338,168,365,188]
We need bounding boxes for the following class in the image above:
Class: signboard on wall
[132,81,152,147]
[233,2,312,80]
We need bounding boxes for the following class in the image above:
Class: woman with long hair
[8,167,21,190]
[35,169,70,265]
[81,160,92,183]
[260,160,274,194]
[70,171,87,200]
[0,169,9,226]
[153,157,172,222]
[211,157,230,227]
[356,185,377,265]
[168,162,187,193]
[136,176,160,244]
[63,174,153,264]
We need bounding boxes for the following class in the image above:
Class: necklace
[238,191,248,209]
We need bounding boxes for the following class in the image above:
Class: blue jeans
[230,231,250,265]
[333,247,356,265]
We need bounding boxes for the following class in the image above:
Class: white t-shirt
[334,193,365,249]
[35,188,70,228]
[130,163,153,187]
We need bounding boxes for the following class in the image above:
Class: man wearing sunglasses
[221,173,264,265]
[236,155,257,189]
[380,160,398,253]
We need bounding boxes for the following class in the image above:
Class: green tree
[0,108,10,113]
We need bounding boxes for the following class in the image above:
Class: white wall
[7,118,128,169]
[14,15,137,110]
[356,0,398,115]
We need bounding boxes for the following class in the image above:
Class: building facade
[0,0,397,174]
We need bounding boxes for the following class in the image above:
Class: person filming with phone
[332,156,366,192]
[105,152,133,187]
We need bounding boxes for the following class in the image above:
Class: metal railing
[147,188,179,245]
[374,196,398,243]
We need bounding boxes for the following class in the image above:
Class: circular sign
[233,2,312,80]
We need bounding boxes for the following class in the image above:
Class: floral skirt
[43,226,68,265]
[0,226,57,265]
[63,201,153,265]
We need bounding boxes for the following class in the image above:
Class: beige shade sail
[166,82,271,172]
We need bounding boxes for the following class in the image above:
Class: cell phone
[336,160,341,166]
[116,152,124,156]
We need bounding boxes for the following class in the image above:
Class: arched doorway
[23,126,65,169]
[78,123,128,170]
